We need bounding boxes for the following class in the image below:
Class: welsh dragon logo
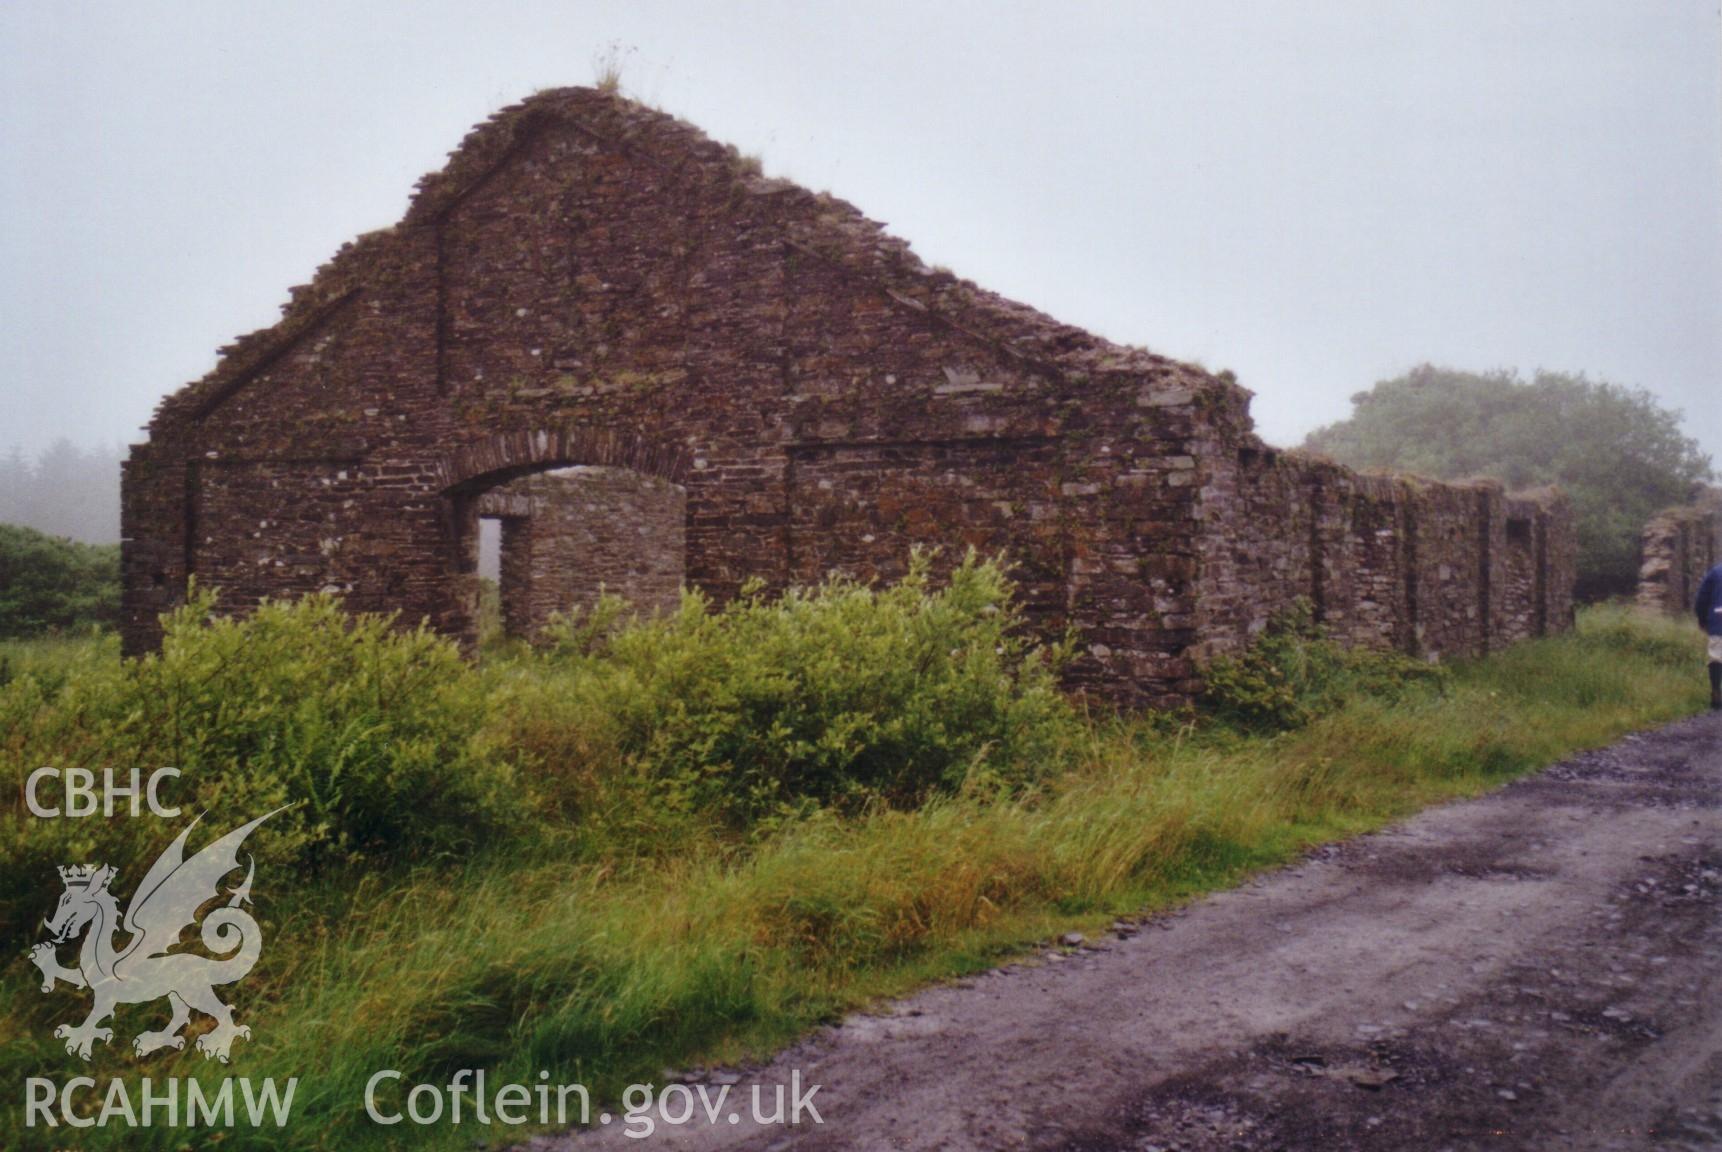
[27,808,283,1063]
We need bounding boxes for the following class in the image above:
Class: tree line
[0,443,124,638]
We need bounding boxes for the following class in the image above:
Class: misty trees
[0,443,123,636]
[1304,366,1713,600]
[0,439,122,544]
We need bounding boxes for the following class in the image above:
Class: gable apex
[147,87,1233,431]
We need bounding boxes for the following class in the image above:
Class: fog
[4,0,1718,530]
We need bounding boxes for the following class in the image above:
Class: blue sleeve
[1700,569,1720,629]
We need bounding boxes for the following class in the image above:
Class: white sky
[2,0,1718,463]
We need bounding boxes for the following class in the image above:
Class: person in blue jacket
[1698,561,1722,710]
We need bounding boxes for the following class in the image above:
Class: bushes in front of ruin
[0,555,1078,949]
[483,550,1080,841]
[3,563,1714,1152]
[0,591,529,949]
[1200,600,1446,732]
[0,523,119,639]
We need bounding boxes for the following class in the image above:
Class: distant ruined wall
[477,467,685,638]
[1190,385,1574,665]
[1636,489,1722,616]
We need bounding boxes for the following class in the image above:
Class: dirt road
[537,712,1721,1151]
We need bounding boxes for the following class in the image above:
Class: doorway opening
[468,465,687,646]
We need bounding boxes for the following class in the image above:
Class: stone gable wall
[123,87,1215,706]
[122,87,1578,706]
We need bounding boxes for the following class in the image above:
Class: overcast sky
[2,0,1718,466]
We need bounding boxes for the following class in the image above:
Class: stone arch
[435,425,691,498]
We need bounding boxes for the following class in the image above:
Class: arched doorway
[438,428,691,648]
[475,466,686,642]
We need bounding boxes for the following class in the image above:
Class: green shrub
[0,591,529,948]
[487,551,1079,834]
[0,523,119,638]
[1200,600,1445,731]
[0,632,117,696]
[0,557,1076,949]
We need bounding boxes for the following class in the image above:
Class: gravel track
[535,712,1721,1151]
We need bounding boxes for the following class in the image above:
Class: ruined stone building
[122,88,1576,705]
[1637,489,1721,617]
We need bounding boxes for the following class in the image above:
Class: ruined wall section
[1636,489,1722,616]
[1498,490,1573,644]
[123,226,451,634]
[1499,496,1541,644]
[496,514,534,640]
[124,86,1576,704]
[1189,386,1574,666]
[1548,497,1578,630]
[1324,471,1416,653]
[1409,480,1494,661]
[125,87,1217,706]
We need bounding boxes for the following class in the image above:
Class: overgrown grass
[0,576,1709,1151]
[0,631,119,695]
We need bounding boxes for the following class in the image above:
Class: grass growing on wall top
[0,562,1709,1151]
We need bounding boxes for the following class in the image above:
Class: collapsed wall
[1190,387,1575,665]
[1636,489,1722,616]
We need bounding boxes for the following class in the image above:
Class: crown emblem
[57,864,103,888]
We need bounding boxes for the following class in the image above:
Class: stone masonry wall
[1189,385,1574,664]
[478,466,685,638]
[122,86,1577,706]
[1636,489,1722,617]
[124,86,1216,707]
[1500,495,1543,644]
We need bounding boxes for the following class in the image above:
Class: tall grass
[0,592,1708,1151]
